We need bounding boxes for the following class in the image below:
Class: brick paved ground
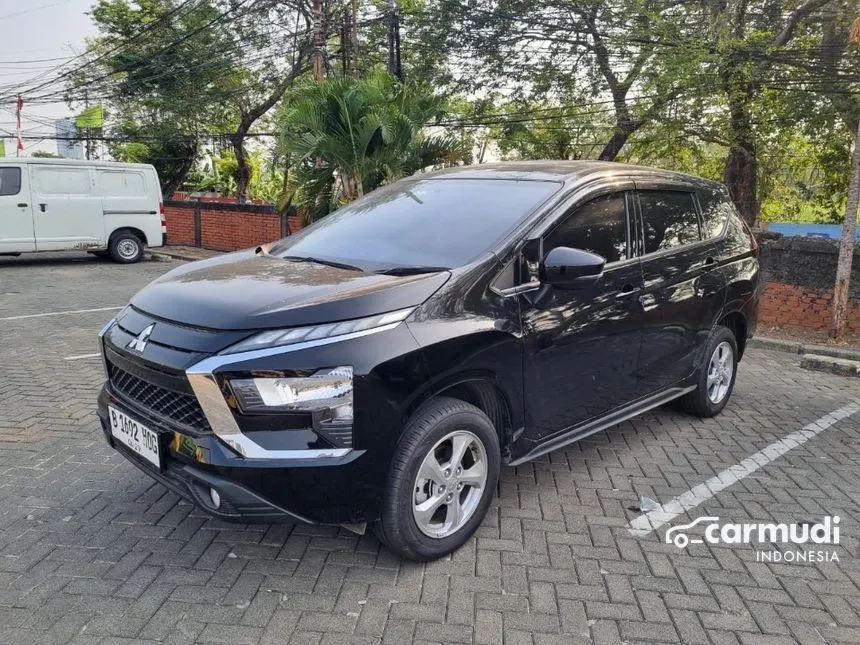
[1,252,859,645]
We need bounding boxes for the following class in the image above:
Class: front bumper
[98,384,373,524]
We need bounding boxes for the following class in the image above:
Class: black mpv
[97,161,760,560]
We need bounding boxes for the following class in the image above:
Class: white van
[0,158,166,263]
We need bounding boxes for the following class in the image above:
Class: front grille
[108,362,211,432]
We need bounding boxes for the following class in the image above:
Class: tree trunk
[161,148,197,200]
[723,93,760,226]
[830,120,860,340]
[229,130,252,203]
[598,121,638,161]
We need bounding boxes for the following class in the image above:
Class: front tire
[109,232,144,263]
[374,397,500,561]
[677,325,738,418]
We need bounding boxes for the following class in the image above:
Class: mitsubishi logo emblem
[127,323,155,353]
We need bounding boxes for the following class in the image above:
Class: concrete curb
[800,354,860,378]
[749,337,860,362]
[146,252,175,263]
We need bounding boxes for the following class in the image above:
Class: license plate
[108,406,161,468]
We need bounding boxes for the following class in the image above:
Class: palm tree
[277,73,467,221]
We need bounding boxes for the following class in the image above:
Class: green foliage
[276,73,468,221]
[31,151,63,158]
[185,148,285,202]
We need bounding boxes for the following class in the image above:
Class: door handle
[39,203,47,212]
[618,283,641,297]
[696,257,716,272]
[17,203,27,208]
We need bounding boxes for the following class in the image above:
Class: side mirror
[541,246,606,289]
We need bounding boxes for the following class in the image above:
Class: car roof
[417,160,724,191]
[0,158,155,171]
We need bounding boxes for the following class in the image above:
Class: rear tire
[109,232,144,263]
[676,325,738,418]
[374,396,500,561]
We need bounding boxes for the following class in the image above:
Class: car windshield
[269,178,561,271]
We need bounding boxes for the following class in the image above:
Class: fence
[163,200,302,252]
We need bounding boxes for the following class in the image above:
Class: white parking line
[63,353,102,361]
[628,400,860,537]
[0,306,122,322]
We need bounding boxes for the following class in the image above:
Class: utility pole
[84,90,91,161]
[387,0,399,79]
[393,7,402,80]
[312,0,325,82]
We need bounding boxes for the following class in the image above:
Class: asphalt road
[1,252,859,645]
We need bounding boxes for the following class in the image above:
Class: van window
[33,167,90,195]
[638,190,701,254]
[0,167,21,196]
[100,170,146,197]
[698,188,731,239]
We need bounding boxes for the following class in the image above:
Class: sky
[0,0,97,155]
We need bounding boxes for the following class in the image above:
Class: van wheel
[109,232,144,263]
[373,397,500,561]
[676,325,738,418]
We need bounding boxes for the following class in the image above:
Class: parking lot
[1,253,859,645]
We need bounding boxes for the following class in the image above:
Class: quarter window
[544,193,628,264]
[698,188,731,239]
[0,167,21,196]
[639,191,701,254]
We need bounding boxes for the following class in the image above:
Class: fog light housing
[209,488,221,509]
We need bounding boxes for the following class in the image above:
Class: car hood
[130,249,451,330]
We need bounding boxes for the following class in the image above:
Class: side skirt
[508,385,696,466]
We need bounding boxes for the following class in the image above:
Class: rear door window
[638,190,701,254]
[0,167,21,196]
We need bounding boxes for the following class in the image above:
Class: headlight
[221,307,415,355]
[230,367,353,414]
[229,367,354,448]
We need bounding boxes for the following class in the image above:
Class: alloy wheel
[707,341,734,404]
[412,430,488,539]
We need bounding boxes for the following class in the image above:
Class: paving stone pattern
[1,253,859,644]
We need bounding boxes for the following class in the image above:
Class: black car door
[520,186,645,442]
[635,186,727,393]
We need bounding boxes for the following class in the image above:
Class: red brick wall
[757,236,860,333]
[163,205,196,245]
[759,281,860,333]
[163,201,303,251]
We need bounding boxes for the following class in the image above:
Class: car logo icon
[665,516,719,548]
[127,323,155,353]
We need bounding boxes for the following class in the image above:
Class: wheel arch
[405,373,515,462]
[717,310,748,360]
[109,226,148,246]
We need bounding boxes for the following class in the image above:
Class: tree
[830,17,860,340]
[82,0,240,196]
[277,73,467,220]
[408,0,685,162]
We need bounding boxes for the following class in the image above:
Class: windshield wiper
[376,266,449,276]
[282,255,364,272]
